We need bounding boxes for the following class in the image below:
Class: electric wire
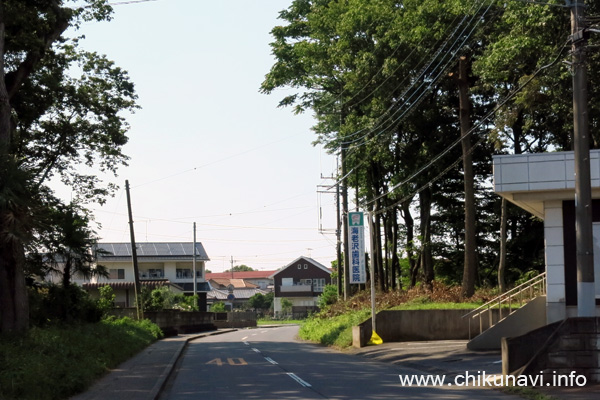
[340,0,495,151]
[322,0,498,189]
[370,38,571,216]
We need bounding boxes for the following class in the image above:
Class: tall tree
[0,1,136,333]
[452,56,478,297]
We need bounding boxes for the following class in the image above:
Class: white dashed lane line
[287,373,312,387]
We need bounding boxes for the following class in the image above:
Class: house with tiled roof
[79,242,211,310]
[206,274,272,309]
[205,270,276,290]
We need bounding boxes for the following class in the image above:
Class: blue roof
[97,242,209,261]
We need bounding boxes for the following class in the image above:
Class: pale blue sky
[64,0,340,271]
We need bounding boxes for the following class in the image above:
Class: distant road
[160,325,519,400]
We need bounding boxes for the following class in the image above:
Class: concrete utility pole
[570,0,595,317]
[341,145,350,300]
[336,157,343,297]
[125,180,142,320]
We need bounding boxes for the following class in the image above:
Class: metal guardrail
[462,272,547,340]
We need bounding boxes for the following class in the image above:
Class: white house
[493,150,600,323]
[79,242,211,310]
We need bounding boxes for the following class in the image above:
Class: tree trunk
[401,200,418,288]
[455,56,478,298]
[0,240,29,333]
[419,187,434,290]
[391,209,401,290]
[374,210,386,291]
[0,3,28,334]
[62,257,72,288]
[498,198,508,293]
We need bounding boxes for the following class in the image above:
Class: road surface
[159,325,521,399]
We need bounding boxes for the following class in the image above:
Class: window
[176,269,192,278]
[314,278,326,292]
[109,269,125,280]
[148,269,164,278]
[304,264,308,269]
[282,278,293,286]
[298,264,301,269]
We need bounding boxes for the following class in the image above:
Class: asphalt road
[159,325,522,400]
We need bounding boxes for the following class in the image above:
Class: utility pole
[570,0,595,317]
[125,180,142,320]
[230,256,234,279]
[336,157,343,297]
[193,222,197,307]
[341,145,350,300]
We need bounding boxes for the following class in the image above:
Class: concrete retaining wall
[213,311,257,329]
[467,296,547,350]
[353,309,499,348]
[109,310,257,331]
[503,317,600,383]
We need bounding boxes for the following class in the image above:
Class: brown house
[270,256,331,316]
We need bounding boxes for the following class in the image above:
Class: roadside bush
[29,284,102,326]
[97,285,116,316]
[299,309,370,348]
[317,284,338,309]
[211,301,226,312]
[0,317,162,400]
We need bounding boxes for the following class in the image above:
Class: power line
[371,39,571,216]
[320,0,497,191]
[108,0,158,5]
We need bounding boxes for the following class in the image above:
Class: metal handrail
[462,272,547,339]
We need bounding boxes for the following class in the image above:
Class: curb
[151,329,237,400]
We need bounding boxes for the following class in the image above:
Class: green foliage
[248,292,274,311]
[299,309,371,348]
[26,203,108,287]
[0,317,162,400]
[260,0,571,294]
[318,284,339,309]
[172,294,199,311]
[211,302,227,312]
[0,0,138,333]
[138,287,199,312]
[29,284,102,326]
[225,264,255,272]
[97,285,115,316]
[280,298,293,315]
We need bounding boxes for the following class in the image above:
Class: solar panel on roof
[96,242,208,259]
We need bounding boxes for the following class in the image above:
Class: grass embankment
[0,317,162,400]
[298,282,508,349]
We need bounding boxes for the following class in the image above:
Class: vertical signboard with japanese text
[348,212,366,284]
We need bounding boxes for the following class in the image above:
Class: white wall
[544,201,566,323]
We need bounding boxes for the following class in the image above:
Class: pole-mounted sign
[348,212,366,284]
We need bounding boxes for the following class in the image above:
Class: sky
[59,0,343,272]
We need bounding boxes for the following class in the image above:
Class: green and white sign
[348,212,366,284]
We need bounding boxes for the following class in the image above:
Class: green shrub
[29,284,102,326]
[0,318,162,400]
[97,285,116,316]
[299,309,370,348]
[318,284,338,309]
[211,302,226,312]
